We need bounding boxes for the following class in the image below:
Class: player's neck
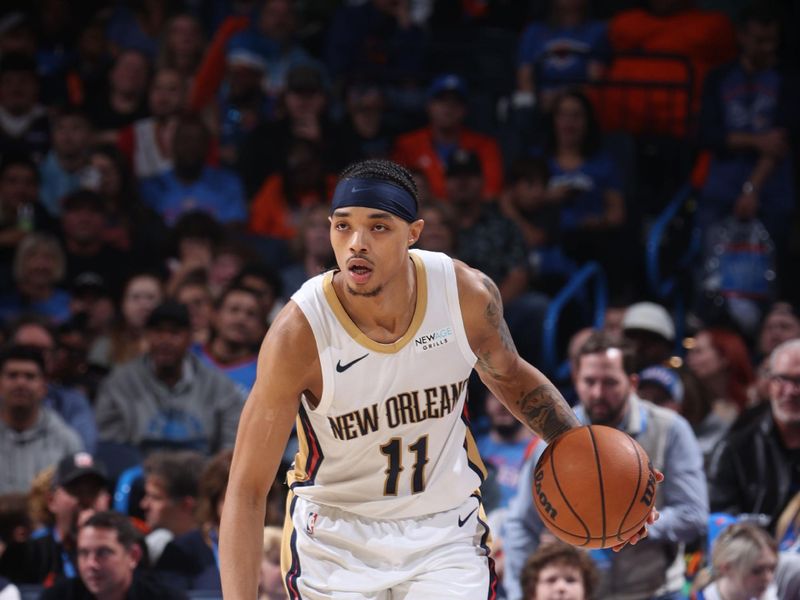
[337,256,417,340]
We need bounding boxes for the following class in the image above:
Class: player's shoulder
[262,300,317,360]
[453,260,498,328]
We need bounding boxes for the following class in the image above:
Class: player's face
[329,207,423,298]
[576,349,633,427]
[725,547,777,600]
[531,562,586,600]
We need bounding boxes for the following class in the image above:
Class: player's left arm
[456,260,579,443]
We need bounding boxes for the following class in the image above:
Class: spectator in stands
[59,190,130,299]
[324,0,426,85]
[694,523,779,600]
[339,81,394,165]
[0,233,71,324]
[687,327,755,419]
[140,114,247,227]
[0,453,110,586]
[94,301,243,455]
[516,0,609,112]
[280,205,336,296]
[155,448,233,592]
[248,138,336,240]
[85,49,151,134]
[105,0,173,59]
[416,201,458,256]
[697,3,796,247]
[0,347,84,496]
[476,391,534,513]
[759,302,800,362]
[0,53,50,161]
[238,63,341,197]
[621,301,675,372]
[52,314,105,401]
[597,0,736,136]
[140,451,205,565]
[9,316,97,454]
[193,285,263,400]
[258,526,283,600]
[638,364,728,470]
[88,272,164,370]
[87,145,168,262]
[501,157,576,293]
[708,339,800,530]
[231,263,285,328]
[158,13,205,80]
[172,271,214,346]
[542,89,627,292]
[206,239,258,299]
[0,490,30,553]
[118,67,188,179]
[447,149,548,365]
[504,331,707,600]
[0,155,54,290]
[38,108,93,217]
[41,510,187,599]
[520,541,599,600]
[217,39,274,166]
[392,74,504,200]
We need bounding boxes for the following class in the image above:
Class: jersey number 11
[380,436,429,496]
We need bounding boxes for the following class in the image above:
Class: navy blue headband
[330,177,417,222]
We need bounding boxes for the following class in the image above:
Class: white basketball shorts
[281,491,498,599]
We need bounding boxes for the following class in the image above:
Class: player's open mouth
[348,264,372,284]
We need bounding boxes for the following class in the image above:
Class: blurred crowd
[0,0,798,598]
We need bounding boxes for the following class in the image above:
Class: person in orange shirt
[248,139,337,240]
[392,74,504,201]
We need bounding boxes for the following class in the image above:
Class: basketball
[532,425,657,549]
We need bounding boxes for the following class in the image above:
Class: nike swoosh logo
[350,186,372,193]
[335,353,369,373]
[457,506,478,527]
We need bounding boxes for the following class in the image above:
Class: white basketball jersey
[288,249,486,519]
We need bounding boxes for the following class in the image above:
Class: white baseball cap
[622,302,675,341]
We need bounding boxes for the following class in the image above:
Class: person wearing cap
[219,159,658,599]
[139,113,247,227]
[0,452,110,586]
[504,331,707,600]
[0,53,50,161]
[94,300,243,455]
[0,345,83,495]
[60,190,130,299]
[392,73,505,201]
[621,301,677,372]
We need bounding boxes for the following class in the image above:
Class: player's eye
[373,224,388,232]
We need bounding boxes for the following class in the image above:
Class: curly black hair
[339,159,419,209]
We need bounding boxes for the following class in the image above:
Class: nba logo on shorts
[306,512,318,535]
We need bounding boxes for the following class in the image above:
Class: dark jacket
[707,408,797,529]
[39,573,187,599]
[0,528,72,585]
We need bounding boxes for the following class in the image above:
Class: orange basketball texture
[532,425,657,549]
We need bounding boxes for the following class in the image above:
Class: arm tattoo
[480,275,516,352]
[518,384,579,442]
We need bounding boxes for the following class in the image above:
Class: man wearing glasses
[708,338,800,529]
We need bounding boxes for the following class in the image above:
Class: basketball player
[220,160,654,599]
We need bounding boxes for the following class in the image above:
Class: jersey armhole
[292,297,335,415]
[441,256,478,367]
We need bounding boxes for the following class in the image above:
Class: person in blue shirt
[192,284,263,401]
[139,114,247,227]
[697,4,797,248]
[516,0,609,112]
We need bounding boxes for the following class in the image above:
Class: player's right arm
[219,301,320,600]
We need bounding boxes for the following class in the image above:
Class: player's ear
[408,218,424,246]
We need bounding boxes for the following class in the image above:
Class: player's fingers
[654,469,665,483]
[646,508,660,525]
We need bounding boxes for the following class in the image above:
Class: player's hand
[611,469,664,552]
